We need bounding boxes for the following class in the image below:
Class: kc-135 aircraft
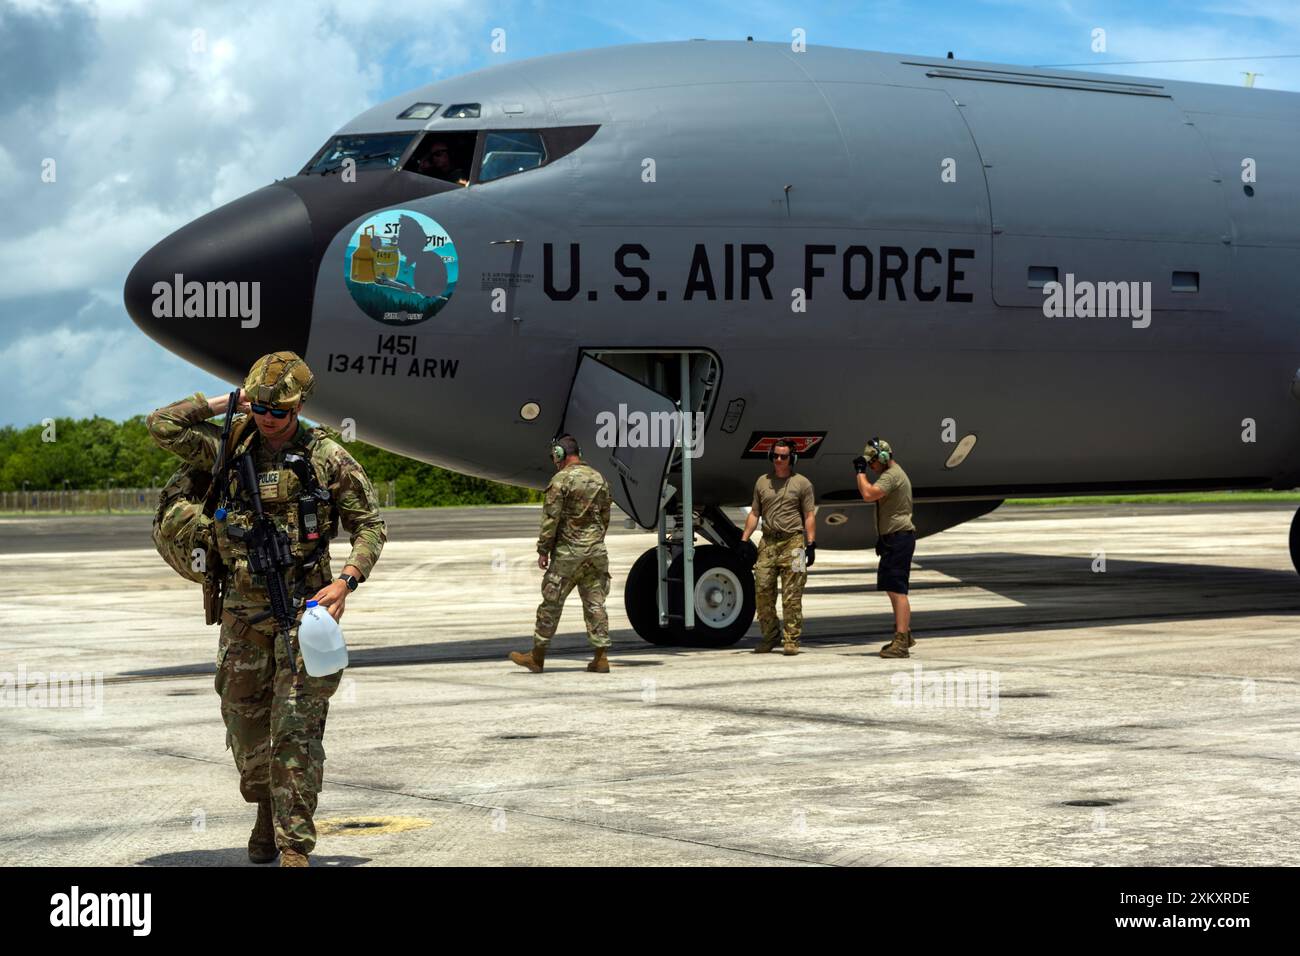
[125,40,1300,647]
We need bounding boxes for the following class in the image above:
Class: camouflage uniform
[749,471,816,651]
[533,461,612,648]
[754,534,808,646]
[146,377,385,856]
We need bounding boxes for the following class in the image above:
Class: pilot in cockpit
[412,138,469,186]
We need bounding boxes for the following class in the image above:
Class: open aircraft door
[560,353,678,530]
[559,350,755,648]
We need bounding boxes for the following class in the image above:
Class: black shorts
[876,531,916,594]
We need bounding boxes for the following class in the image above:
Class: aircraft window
[479,131,547,183]
[1172,271,1200,293]
[404,132,476,186]
[443,103,481,119]
[301,132,415,175]
[398,102,441,120]
[1027,265,1058,288]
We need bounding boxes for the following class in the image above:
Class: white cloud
[0,308,227,422]
[0,0,495,426]
[0,0,496,426]
[1,0,485,302]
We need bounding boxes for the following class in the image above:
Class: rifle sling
[220,610,274,650]
[203,416,255,518]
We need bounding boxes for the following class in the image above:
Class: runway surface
[1,503,1298,866]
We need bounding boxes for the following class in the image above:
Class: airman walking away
[510,435,613,673]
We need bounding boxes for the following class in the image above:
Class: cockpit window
[479,131,546,183]
[301,132,416,175]
[397,102,441,120]
[403,132,476,187]
[442,103,480,119]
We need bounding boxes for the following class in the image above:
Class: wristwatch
[337,573,359,592]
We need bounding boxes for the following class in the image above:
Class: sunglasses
[250,403,293,419]
[772,453,791,460]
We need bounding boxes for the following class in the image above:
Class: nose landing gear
[623,507,756,648]
[624,544,755,647]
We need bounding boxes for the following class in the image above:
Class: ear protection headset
[550,435,580,464]
[866,437,892,465]
[768,438,798,471]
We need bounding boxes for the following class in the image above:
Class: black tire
[624,548,676,646]
[1291,508,1300,577]
[674,545,757,647]
[623,544,756,648]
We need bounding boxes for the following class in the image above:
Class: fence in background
[1,480,398,513]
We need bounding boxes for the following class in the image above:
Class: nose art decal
[344,209,458,325]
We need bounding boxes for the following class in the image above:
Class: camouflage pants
[754,535,808,644]
[215,616,342,855]
[533,551,611,648]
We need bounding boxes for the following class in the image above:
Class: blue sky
[1,0,1298,430]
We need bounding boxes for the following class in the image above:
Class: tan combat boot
[586,647,610,673]
[753,633,781,653]
[879,631,916,652]
[509,642,547,673]
[782,639,800,656]
[280,848,309,867]
[879,632,912,658]
[248,798,278,864]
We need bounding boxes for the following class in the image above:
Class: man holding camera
[853,438,915,658]
[738,439,817,655]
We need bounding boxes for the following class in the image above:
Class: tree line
[0,414,540,508]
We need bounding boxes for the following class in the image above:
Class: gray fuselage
[125,41,1300,537]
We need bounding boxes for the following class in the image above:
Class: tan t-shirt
[873,462,915,536]
[752,473,815,536]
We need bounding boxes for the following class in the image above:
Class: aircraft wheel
[1291,508,1300,577]
[625,548,675,646]
[623,545,756,647]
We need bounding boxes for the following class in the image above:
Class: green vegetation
[316,424,540,507]
[0,413,540,508]
[4,413,1296,513]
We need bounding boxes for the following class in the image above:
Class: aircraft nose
[124,184,316,382]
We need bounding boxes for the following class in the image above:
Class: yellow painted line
[316,816,432,836]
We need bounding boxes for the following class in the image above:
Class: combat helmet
[244,351,315,408]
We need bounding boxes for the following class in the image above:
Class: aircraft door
[559,353,682,528]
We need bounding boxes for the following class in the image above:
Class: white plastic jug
[298,601,348,677]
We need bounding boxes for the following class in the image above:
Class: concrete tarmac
[1,503,1298,866]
